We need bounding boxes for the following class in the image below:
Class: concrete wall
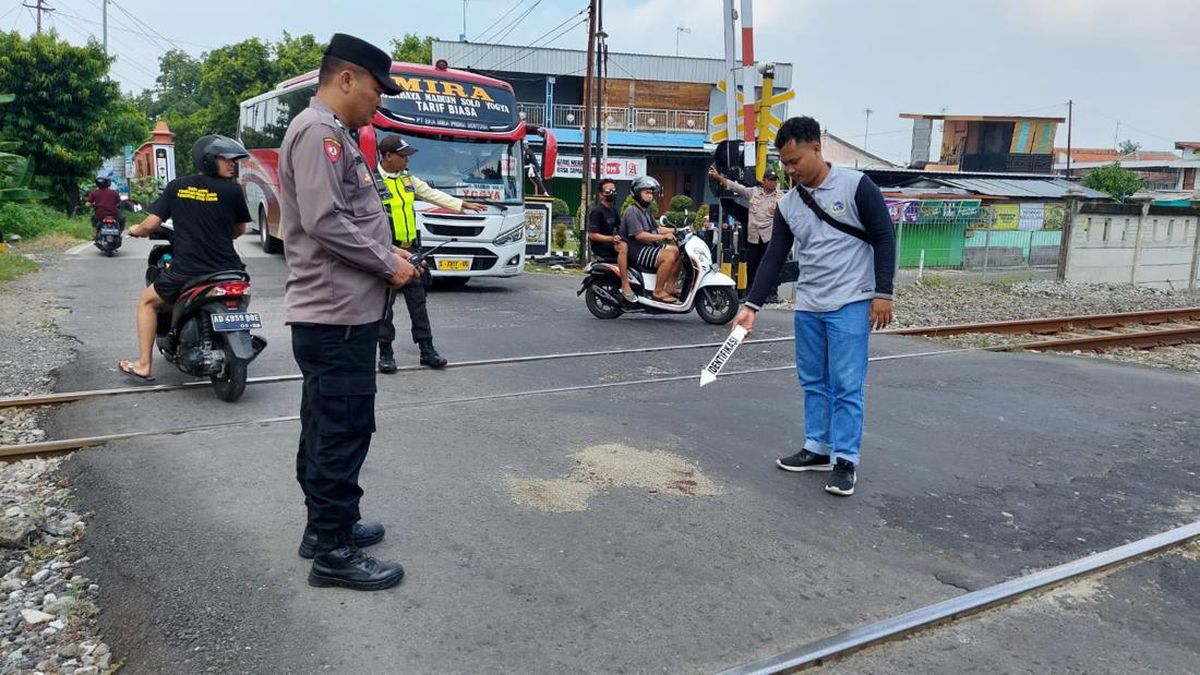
[1064,204,1200,290]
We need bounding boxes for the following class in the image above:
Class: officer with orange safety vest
[375,134,486,371]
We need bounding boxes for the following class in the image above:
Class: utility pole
[578,0,597,265]
[721,0,740,148]
[863,108,873,151]
[460,0,469,41]
[101,0,107,56]
[23,0,53,35]
[1066,99,1073,179]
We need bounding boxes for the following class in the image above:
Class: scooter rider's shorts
[635,244,665,271]
[152,270,189,305]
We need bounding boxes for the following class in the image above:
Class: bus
[237,62,557,282]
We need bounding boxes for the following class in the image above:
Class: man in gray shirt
[280,33,418,590]
[731,116,895,498]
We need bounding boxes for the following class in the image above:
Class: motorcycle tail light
[212,281,250,297]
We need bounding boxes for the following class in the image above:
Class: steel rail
[1005,326,1200,353]
[721,520,1200,674]
[7,307,1196,411]
[0,336,794,411]
[886,306,1200,338]
[0,346,982,461]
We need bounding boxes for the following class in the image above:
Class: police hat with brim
[378,135,418,157]
[325,33,401,95]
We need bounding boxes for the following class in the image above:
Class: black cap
[763,170,779,180]
[378,135,418,156]
[324,33,401,95]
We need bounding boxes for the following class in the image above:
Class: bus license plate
[436,257,471,272]
[211,312,262,332]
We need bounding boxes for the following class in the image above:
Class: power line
[56,8,209,50]
[459,0,545,66]
[52,10,156,85]
[489,13,587,72]
[470,0,529,45]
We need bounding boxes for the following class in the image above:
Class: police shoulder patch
[323,137,342,163]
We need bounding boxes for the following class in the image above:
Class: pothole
[504,443,723,512]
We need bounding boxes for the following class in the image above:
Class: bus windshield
[381,132,523,205]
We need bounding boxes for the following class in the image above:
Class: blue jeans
[794,300,870,466]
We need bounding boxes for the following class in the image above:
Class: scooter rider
[620,175,681,304]
[119,135,252,382]
[86,176,125,232]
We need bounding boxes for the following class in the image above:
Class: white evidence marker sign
[699,325,748,387]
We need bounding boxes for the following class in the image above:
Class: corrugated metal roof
[932,177,1108,199]
[433,40,792,87]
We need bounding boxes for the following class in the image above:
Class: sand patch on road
[504,443,722,512]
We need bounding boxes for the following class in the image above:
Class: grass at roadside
[0,203,148,286]
[0,249,38,285]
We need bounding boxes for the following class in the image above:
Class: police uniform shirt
[148,175,251,277]
[279,97,399,326]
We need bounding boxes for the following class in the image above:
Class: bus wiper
[472,200,510,212]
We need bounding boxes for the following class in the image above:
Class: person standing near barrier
[708,165,784,301]
[731,116,895,497]
[280,33,419,590]
[375,134,485,372]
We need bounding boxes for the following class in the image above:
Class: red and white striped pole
[740,0,757,177]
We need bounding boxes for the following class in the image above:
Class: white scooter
[578,222,739,324]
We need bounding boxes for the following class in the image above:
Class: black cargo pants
[292,322,379,532]
[379,277,433,347]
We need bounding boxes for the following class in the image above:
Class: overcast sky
[7,0,1198,165]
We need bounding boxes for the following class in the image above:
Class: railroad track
[0,346,977,461]
[723,520,1200,673]
[890,306,1200,354]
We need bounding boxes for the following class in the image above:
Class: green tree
[1118,139,1141,156]
[0,32,147,214]
[137,34,329,177]
[1082,162,1143,203]
[391,34,433,64]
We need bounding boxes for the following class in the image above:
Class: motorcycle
[145,225,267,402]
[578,224,739,324]
[93,216,123,256]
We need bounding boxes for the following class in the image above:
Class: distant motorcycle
[578,225,739,324]
[145,225,267,401]
[93,216,123,257]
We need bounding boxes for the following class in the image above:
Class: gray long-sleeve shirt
[280,97,398,326]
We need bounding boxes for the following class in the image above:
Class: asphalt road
[49,236,1199,673]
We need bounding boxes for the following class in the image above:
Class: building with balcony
[903,113,1065,174]
[431,40,793,215]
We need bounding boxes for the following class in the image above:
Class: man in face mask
[586,179,636,302]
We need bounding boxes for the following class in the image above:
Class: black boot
[418,339,447,369]
[308,528,405,591]
[297,521,385,559]
[378,344,398,374]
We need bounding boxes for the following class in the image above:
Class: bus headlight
[492,224,525,247]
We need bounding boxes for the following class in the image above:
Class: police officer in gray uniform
[280,33,419,590]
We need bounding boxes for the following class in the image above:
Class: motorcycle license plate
[211,312,262,332]
[99,226,121,235]
[436,257,471,272]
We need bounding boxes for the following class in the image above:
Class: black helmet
[95,176,112,189]
[191,134,249,177]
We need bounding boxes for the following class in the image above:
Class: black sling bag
[794,186,872,245]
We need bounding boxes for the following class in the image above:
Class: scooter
[578,224,739,324]
[145,225,267,402]
[93,216,123,256]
